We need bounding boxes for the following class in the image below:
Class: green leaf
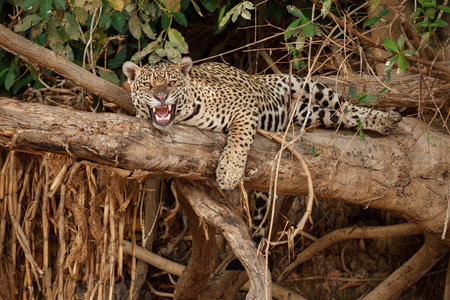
[386,69,391,84]
[364,16,379,28]
[422,0,436,7]
[63,12,80,40]
[404,48,416,56]
[73,7,88,24]
[165,41,181,63]
[311,146,320,157]
[131,40,160,61]
[383,38,399,53]
[384,55,398,71]
[272,3,282,24]
[5,69,15,91]
[431,19,448,27]
[349,86,357,99]
[141,21,156,39]
[191,0,204,16]
[358,122,365,141]
[174,12,188,27]
[219,5,237,28]
[378,87,388,94]
[20,0,40,10]
[0,68,8,79]
[410,9,422,19]
[160,0,180,12]
[397,34,405,51]
[397,54,407,71]
[242,1,253,10]
[421,31,431,45]
[284,18,301,40]
[232,3,242,22]
[358,93,377,105]
[199,0,216,12]
[13,75,34,95]
[181,0,190,11]
[155,47,166,57]
[415,20,430,28]
[301,17,314,38]
[111,11,125,31]
[321,0,331,17]
[168,28,189,54]
[99,68,120,85]
[146,52,160,65]
[378,8,389,17]
[439,5,450,13]
[295,33,306,50]
[53,0,65,9]
[47,22,64,50]
[108,0,124,11]
[40,0,52,20]
[423,129,436,147]
[14,15,43,32]
[161,11,171,29]
[287,5,304,18]
[128,14,142,39]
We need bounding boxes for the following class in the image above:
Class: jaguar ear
[122,61,141,84]
[179,57,193,77]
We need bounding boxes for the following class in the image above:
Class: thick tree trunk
[1,98,449,239]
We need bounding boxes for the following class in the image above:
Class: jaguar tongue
[155,106,170,118]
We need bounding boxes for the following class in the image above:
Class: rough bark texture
[1,98,449,238]
[0,24,135,114]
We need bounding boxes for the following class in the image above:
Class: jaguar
[122,57,402,191]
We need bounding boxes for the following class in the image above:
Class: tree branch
[0,24,135,114]
[1,98,449,238]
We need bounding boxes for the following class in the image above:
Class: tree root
[362,234,449,299]
[277,223,422,282]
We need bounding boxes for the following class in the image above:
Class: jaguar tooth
[168,104,172,110]
[152,107,156,113]
[155,114,160,121]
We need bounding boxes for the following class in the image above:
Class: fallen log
[1,98,449,238]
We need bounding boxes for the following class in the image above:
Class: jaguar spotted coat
[123,57,402,190]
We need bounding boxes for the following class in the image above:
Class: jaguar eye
[169,80,176,86]
[144,82,152,88]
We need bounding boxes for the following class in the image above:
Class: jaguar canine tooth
[168,104,172,110]
[152,107,156,112]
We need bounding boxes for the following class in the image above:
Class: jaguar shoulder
[123,57,402,190]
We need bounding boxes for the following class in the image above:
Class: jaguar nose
[154,93,168,102]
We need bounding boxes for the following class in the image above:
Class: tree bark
[0,98,449,239]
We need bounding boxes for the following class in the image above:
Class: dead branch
[0,24,135,114]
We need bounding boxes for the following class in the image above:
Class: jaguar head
[123,57,193,129]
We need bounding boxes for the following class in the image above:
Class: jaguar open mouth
[150,104,176,127]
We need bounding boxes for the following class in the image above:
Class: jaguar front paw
[216,153,246,190]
